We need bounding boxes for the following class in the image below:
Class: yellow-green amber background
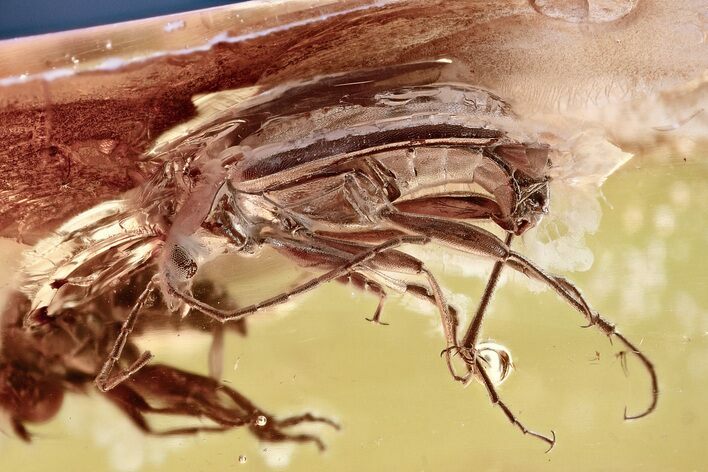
[1,157,707,471]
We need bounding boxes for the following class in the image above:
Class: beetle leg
[169,231,464,377]
[342,269,463,332]
[308,233,463,376]
[393,194,502,222]
[349,266,463,379]
[503,256,658,419]
[384,211,658,419]
[339,274,389,325]
[95,277,157,392]
[366,284,387,325]
[418,265,463,380]
[474,356,556,452]
[166,235,429,323]
[343,271,466,341]
[359,265,462,380]
[224,232,394,326]
[309,235,462,378]
[458,233,515,378]
[208,324,224,380]
[390,272,555,450]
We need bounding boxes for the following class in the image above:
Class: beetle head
[511,180,550,235]
[492,143,551,235]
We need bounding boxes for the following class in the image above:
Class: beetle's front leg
[208,324,224,379]
[95,277,157,392]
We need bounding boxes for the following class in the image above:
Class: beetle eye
[529,192,546,209]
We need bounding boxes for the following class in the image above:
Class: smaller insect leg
[106,364,338,449]
[95,278,157,392]
[251,412,340,451]
[105,383,232,436]
[338,274,388,325]
[208,371,339,450]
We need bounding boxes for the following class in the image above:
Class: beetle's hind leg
[344,262,555,449]
[408,281,555,450]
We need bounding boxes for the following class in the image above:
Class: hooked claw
[525,428,557,453]
[543,430,557,453]
[440,345,458,358]
[580,310,601,329]
[623,405,654,421]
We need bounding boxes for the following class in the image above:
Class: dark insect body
[0,277,338,448]
[17,60,657,450]
[0,285,336,446]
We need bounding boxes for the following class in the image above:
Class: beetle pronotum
[20,59,657,450]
